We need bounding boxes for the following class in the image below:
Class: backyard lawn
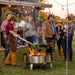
[0,40,75,75]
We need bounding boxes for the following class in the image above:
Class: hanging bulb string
[54,0,75,7]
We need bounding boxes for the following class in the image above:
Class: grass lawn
[0,40,75,75]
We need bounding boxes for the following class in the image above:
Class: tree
[54,16,61,24]
[69,14,75,25]
[37,11,48,23]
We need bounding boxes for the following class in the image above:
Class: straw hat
[57,20,62,24]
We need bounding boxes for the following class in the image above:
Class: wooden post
[0,7,4,48]
[0,7,2,48]
[0,7,4,26]
[2,7,4,21]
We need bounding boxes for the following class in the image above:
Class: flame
[28,47,45,56]
[28,47,34,56]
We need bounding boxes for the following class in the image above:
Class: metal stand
[30,64,33,71]
[50,63,53,69]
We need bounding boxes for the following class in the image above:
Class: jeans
[57,39,61,50]
[57,38,65,50]
[37,36,43,44]
[26,36,33,43]
[4,37,9,58]
[32,36,36,44]
[17,38,21,46]
[61,38,65,50]
[46,38,55,53]
[64,37,73,61]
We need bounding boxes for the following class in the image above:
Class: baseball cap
[48,14,55,19]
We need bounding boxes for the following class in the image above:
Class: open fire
[23,46,52,70]
[28,47,45,56]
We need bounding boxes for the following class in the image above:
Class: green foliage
[3,8,16,20]
[54,16,61,25]
[53,16,67,25]
[37,11,48,23]
[3,8,12,19]
[69,14,75,25]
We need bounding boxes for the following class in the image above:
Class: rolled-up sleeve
[1,22,5,31]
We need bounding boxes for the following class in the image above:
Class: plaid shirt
[6,22,14,41]
[6,22,14,35]
[64,22,74,37]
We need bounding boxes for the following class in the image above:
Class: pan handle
[19,37,33,45]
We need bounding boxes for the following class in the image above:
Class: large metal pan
[23,53,52,70]
[23,53,51,64]
[26,55,45,64]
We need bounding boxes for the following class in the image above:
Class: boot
[58,49,62,58]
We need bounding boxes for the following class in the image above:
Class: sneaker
[5,64,11,66]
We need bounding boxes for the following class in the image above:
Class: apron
[8,34,17,52]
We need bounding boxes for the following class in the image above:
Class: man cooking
[5,17,21,66]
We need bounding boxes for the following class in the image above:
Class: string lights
[23,6,25,9]
[62,5,64,11]
[33,6,35,9]
[54,0,75,10]
[8,0,11,8]
[8,4,11,8]
[25,10,28,14]
[32,9,33,12]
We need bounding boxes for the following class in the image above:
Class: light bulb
[33,6,35,9]
[9,4,11,7]
[23,6,25,8]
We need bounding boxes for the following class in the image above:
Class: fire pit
[19,37,53,70]
[23,47,52,70]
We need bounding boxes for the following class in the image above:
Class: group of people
[24,16,43,44]
[43,14,74,62]
[0,13,74,66]
[1,14,44,66]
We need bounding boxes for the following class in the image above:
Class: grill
[23,47,52,70]
[19,37,53,70]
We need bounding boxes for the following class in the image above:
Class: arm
[55,27,59,40]
[68,25,74,35]
[1,22,6,31]
[9,30,20,38]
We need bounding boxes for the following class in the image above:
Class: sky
[45,0,75,19]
